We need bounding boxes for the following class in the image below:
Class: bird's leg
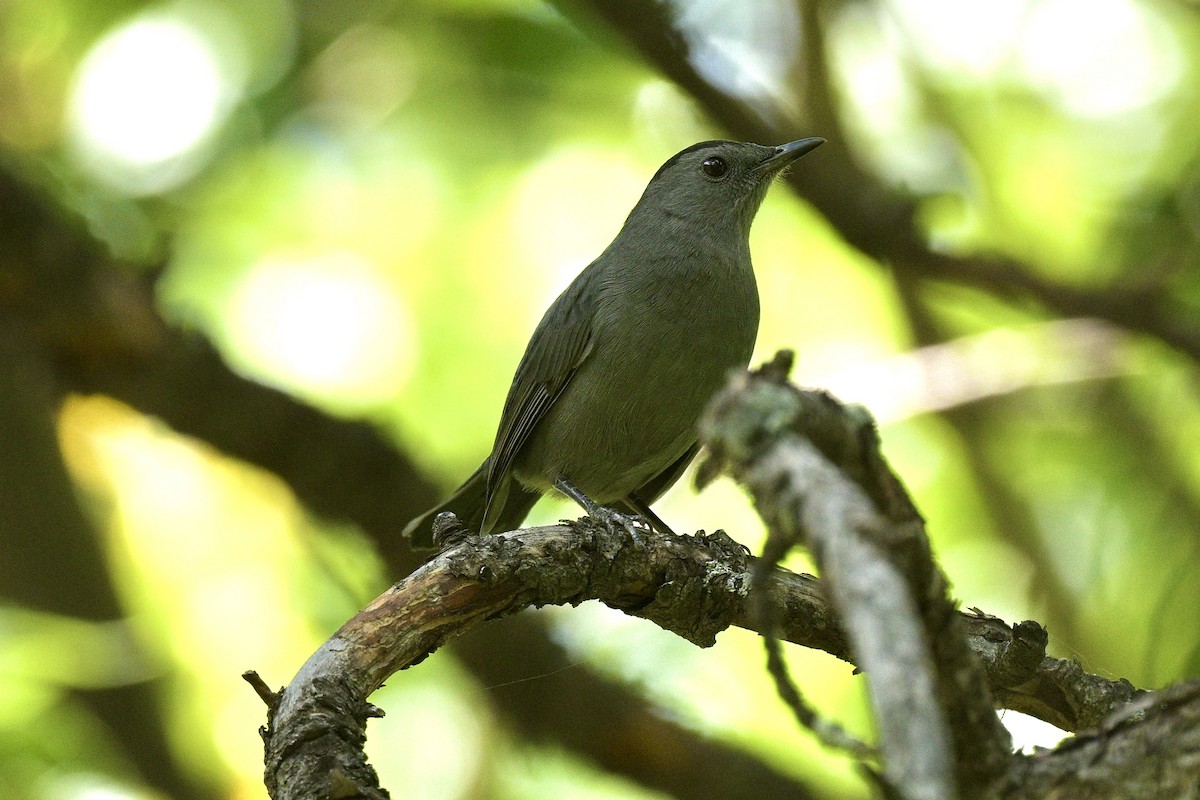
[553,477,648,540]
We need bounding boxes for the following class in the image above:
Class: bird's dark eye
[701,156,728,178]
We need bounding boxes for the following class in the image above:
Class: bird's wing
[483,262,601,521]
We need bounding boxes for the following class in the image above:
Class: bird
[403,137,825,548]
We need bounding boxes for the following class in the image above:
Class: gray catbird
[403,137,825,547]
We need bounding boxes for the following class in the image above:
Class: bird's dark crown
[649,140,730,183]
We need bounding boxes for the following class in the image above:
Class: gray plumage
[404,137,824,547]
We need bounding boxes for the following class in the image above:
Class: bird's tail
[402,458,540,548]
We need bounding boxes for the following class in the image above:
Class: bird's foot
[591,505,651,544]
[553,477,650,544]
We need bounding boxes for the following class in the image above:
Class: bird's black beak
[756,137,825,173]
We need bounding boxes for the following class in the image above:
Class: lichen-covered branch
[1001,681,1200,800]
[253,511,1147,798]
[699,353,1011,799]
[255,522,755,799]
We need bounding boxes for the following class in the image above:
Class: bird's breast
[516,253,758,496]
[598,251,760,371]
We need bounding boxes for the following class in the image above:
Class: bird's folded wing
[484,262,601,513]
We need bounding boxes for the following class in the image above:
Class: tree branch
[254,522,757,799]
[1002,681,1200,800]
[253,517,1143,798]
[699,352,1011,798]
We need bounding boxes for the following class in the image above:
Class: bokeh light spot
[888,0,1026,77]
[226,250,416,406]
[1019,0,1181,117]
[67,8,240,193]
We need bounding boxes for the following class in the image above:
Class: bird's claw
[592,506,649,544]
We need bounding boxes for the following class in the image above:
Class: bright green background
[3,0,1200,797]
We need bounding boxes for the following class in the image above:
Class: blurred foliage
[2,0,1199,798]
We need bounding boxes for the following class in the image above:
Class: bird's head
[629,138,825,240]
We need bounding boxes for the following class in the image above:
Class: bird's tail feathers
[402,459,540,548]
[402,461,490,548]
